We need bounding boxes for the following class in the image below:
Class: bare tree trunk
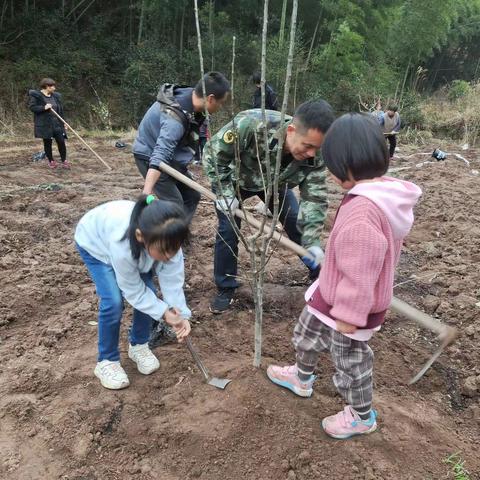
[67,0,89,18]
[129,0,134,45]
[252,0,271,368]
[394,79,400,103]
[399,57,411,107]
[0,0,8,31]
[209,0,215,70]
[230,35,236,116]
[193,0,206,97]
[278,0,288,47]
[474,57,480,81]
[304,8,322,71]
[173,8,178,49]
[137,0,145,45]
[429,52,445,89]
[293,66,299,110]
[25,0,28,14]
[252,0,298,368]
[72,0,96,25]
[179,5,185,59]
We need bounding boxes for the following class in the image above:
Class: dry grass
[422,82,480,146]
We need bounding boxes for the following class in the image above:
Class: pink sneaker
[267,364,314,397]
[61,161,70,169]
[47,160,57,169]
[322,406,377,439]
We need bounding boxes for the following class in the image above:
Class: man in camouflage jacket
[203,100,335,313]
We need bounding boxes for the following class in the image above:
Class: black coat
[252,83,278,110]
[28,89,66,139]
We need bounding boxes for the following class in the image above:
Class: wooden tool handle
[157,162,454,336]
[49,109,112,171]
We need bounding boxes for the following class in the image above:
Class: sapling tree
[194,0,299,367]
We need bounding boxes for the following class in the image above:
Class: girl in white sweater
[75,195,191,390]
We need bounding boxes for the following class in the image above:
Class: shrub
[448,80,472,102]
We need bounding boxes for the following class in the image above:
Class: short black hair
[322,113,389,182]
[194,71,230,99]
[386,104,398,112]
[252,71,261,84]
[293,100,335,134]
[40,78,56,88]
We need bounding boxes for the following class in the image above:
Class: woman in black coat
[28,78,69,169]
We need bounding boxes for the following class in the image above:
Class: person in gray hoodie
[133,72,230,223]
[75,195,192,390]
[375,102,401,159]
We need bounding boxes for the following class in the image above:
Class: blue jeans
[214,186,301,289]
[76,244,155,362]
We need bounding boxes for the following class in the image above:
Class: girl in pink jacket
[267,113,422,439]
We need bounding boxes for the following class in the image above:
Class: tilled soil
[0,136,479,480]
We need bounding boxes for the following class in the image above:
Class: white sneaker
[128,343,160,375]
[94,360,130,390]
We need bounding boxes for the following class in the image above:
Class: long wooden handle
[158,162,453,337]
[49,109,112,171]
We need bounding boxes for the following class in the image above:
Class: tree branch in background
[137,0,145,44]
[278,0,288,48]
[230,35,236,117]
[0,29,26,45]
[66,0,89,19]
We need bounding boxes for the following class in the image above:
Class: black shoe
[210,288,235,314]
[308,266,320,281]
[148,322,177,349]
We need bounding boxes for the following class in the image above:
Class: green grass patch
[444,453,471,480]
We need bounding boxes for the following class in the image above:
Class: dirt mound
[0,139,479,479]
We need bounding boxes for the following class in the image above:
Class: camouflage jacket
[203,109,327,248]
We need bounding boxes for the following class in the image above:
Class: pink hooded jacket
[306,176,422,330]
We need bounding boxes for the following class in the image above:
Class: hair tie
[146,194,157,205]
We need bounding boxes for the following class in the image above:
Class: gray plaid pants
[293,306,374,413]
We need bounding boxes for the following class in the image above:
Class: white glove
[215,196,239,214]
[301,245,325,270]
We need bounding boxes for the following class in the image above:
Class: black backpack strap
[157,84,191,144]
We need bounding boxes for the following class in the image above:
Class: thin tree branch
[72,0,96,25]
[0,30,27,45]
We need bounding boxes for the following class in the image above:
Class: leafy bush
[448,80,472,102]
[422,82,480,144]
[400,92,426,129]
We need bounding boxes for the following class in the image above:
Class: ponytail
[123,195,189,260]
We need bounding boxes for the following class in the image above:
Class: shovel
[185,337,231,389]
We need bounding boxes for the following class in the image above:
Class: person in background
[252,71,278,110]
[375,101,401,159]
[28,78,69,169]
[194,117,210,164]
[75,195,192,390]
[267,113,421,439]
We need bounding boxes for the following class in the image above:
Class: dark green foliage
[1,0,479,130]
